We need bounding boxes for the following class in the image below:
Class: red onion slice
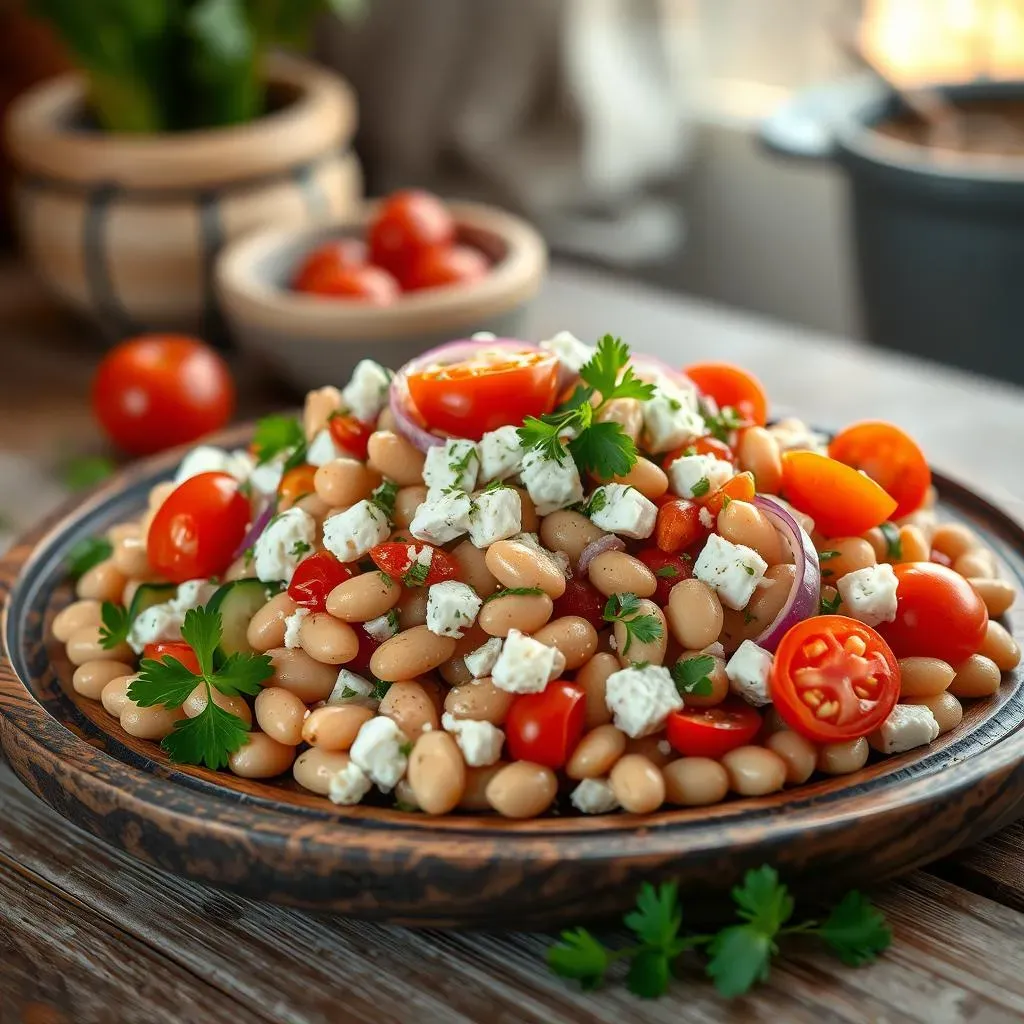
[751,495,821,652]
[233,498,275,561]
[577,534,626,575]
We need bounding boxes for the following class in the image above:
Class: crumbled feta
[520,448,584,516]
[588,484,657,540]
[441,712,504,766]
[322,500,390,563]
[870,704,940,754]
[423,439,480,497]
[479,426,525,483]
[253,506,317,584]
[699,507,715,530]
[837,563,899,627]
[409,490,473,545]
[539,330,595,373]
[693,533,768,610]
[604,664,683,738]
[283,607,309,649]
[174,445,254,485]
[327,669,376,706]
[725,640,774,706]
[363,610,399,642]
[643,383,705,453]
[350,716,409,792]
[468,486,522,547]
[464,637,503,678]
[491,628,567,694]
[306,428,341,467]
[570,777,619,815]
[426,581,482,639]
[126,578,218,653]
[341,359,391,423]
[667,453,733,499]
[328,761,373,805]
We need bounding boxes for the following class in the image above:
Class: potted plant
[5,0,365,339]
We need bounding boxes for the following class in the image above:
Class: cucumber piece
[207,578,283,657]
[127,582,177,622]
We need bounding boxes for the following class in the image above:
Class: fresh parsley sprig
[252,415,308,472]
[547,866,891,1000]
[602,592,663,654]
[99,601,132,650]
[670,654,715,697]
[371,479,400,521]
[820,590,843,615]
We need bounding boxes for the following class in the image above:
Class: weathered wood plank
[932,822,1024,914]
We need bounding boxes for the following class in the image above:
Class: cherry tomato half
[329,413,374,455]
[143,641,201,675]
[666,699,762,759]
[875,562,988,665]
[655,497,709,554]
[402,244,489,291]
[505,681,586,769]
[772,615,900,743]
[92,335,235,456]
[288,552,355,612]
[369,542,459,587]
[828,421,932,520]
[636,547,693,605]
[295,262,399,304]
[278,464,318,505]
[702,470,755,516]
[553,576,607,631]
[781,451,898,538]
[405,349,559,440]
[146,472,250,584]
[368,190,455,281]
[684,363,768,426]
[292,238,368,292]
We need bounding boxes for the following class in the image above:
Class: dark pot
[760,75,1024,385]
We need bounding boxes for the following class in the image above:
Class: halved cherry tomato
[295,263,399,304]
[368,190,455,281]
[406,349,559,440]
[666,699,762,759]
[143,641,201,675]
[684,363,768,426]
[292,238,368,292]
[702,470,756,516]
[553,576,607,630]
[655,497,709,554]
[505,681,586,769]
[369,542,459,587]
[772,615,899,743]
[329,413,374,454]
[665,436,735,469]
[781,451,898,537]
[876,562,988,665]
[636,547,693,605]
[278,464,318,505]
[147,472,250,583]
[288,553,355,612]
[402,244,489,291]
[828,421,931,519]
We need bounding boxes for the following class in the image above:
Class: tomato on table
[143,641,201,675]
[655,497,709,554]
[278,464,318,505]
[702,470,756,516]
[666,699,762,759]
[772,615,900,743]
[328,413,374,455]
[505,681,586,769]
[875,562,988,665]
[369,542,459,587]
[92,335,235,456]
[292,238,368,292]
[405,349,559,439]
[402,244,489,291]
[781,451,898,537]
[553,576,607,630]
[147,472,250,584]
[636,547,693,605]
[288,553,355,612]
[368,190,455,280]
[295,263,399,304]
[684,363,768,426]
[828,421,931,519]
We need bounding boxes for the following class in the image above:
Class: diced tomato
[329,413,374,456]
[666,700,762,759]
[143,641,201,675]
[278,464,318,505]
[702,471,756,516]
[636,547,693,605]
[655,498,709,554]
[369,542,459,587]
[505,682,586,769]
[288,553,355,612]
[684,363,768,426]
[553,576,607,630]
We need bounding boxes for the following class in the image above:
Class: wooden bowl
[215,202,547,391]
[2,431,1023,929]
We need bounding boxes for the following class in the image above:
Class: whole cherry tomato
[636,547,693,605]
[666,699,762,759]
[288,553,355,612]
[505,681,586,769]
[553,576,607,630]
[295,263,399,304]
[292,238,368,292]
[146,472,250,583]
[369,542,459,587]
[92,335,234,456]
[684,363,768,426]
[328,413,374,455]
[368,190,455,281]
[402,244,489,291]
[143,641,201,675]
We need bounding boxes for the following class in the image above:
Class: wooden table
[4,261,1024,1023]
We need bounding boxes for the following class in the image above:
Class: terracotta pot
[4,53,362,339]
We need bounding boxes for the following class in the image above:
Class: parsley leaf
[403,558,431,587]
[733,865,794,933]
[180,606,220,677]
[66,536,113,580]
[98,601,131,650]
[162,689,252,771]
[655,564,680,579]
[879,522,902,561]
[399,740,414,757]
[371,678,392,700]
[581,488,608,517]
[291,540,312,558]
[570,421,637,479]
[701,404,747,443]
[707,925,774,998]
[624,882,682,948]
[817,891,892,966]
[691,476,711,498]
[252,415,307,468]
[216,652,272,698]
[371,479,400,520]
[820,591,842,614]
[579,335,656,404]
[61,454,116,492]
[603,593,664,654]
[670,654,715,697]
[129,656,201,708]
[546,928,611,990]
[485,587,545,603]
[819,550,840,561]
[627,950,672,1000]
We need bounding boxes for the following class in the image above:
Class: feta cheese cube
[363,610,399,642]
[409,490,473,545]
[468,486,522,547]
[570,777,619,815]
[463,637,502,678]
[693,533,768,610]
[441,712,504,766]
[725,640,774,706]
[699,507,715,530]
[328,761,373,805]
[479,426,525,483]
[837,563,899,627]
[667,454,733,499]
[350,716,410,792]
[491,628,567,694]
[588,484,657,540]
[127,578,218,654]
[426,580,482,638]
[423,439,480,496]
[870,704,940,754]
[174,445,255,485]
[283,607,309,649]
[643,384,705,453]
[604,664,683,738]
[520,448,584,516]
[322,500,390,563]
[171,578,218,612]
[539,330,595,373]
[327,669,376,706]
[306,428,341,467]
[341,359,391,424]
[252,507,317,583]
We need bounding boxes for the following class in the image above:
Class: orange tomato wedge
[702,471,756,516]
[684,362,768,425]
[781,451,897,538]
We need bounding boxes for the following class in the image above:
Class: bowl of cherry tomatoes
[216,190,547,391]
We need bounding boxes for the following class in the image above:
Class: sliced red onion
[389,338,543,452]
[233,498,275,561]
[577,534,626,575]
[751,495,821,652]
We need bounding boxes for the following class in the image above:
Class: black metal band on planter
[82,182,138,341]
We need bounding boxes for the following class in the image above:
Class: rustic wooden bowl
[2,433,1023,929]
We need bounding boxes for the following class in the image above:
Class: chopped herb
[721,495,733,508]
[743,608,756,624]
[290,540,312,558]
[744,565,755,576]
[403,558,431,587]
[485,586,545,603]
[819,550,840,561]
[602,593,664,655]
[879,522,902,561]
[448,445,479,477]
[670,654,715,697]
[683,446,697,457]
[252,415,307,470]
[61,454,116,492]
[820,591,842,614]
[691,477,711,498]
[243,546,255,568]
[340,686,360,699]
[631,660,651,669]
[482,478,510,492]
[821,569,834,578]
[238,479,253,500]
[371,678,392,700]
[701,404,747,444]
[667,397,682,411]
[582,489,608,517]
[370,479,400,521]
[66,536,113,580]
[399,740,414,757]
[394,799,418,812]
[98,601,132,650]
[378,570,394,587]
[655,564,680,579]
